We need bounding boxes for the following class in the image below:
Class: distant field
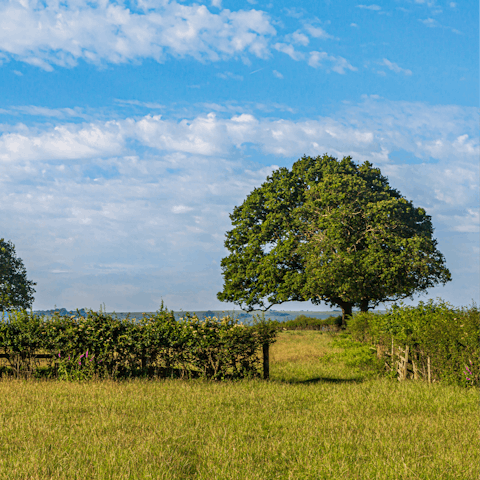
[0,331,476,479]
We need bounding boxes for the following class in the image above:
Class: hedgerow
[0,302,276,380]
[347,300,479,387]
[277,314,343,331]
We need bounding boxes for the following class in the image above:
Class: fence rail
[0,353,53,359]
[372,342,432,383]
[0,346,272,380]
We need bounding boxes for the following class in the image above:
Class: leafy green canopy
[217,155,451,321]
[0,239,36,312]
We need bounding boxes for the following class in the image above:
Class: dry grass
[0,331,477,479]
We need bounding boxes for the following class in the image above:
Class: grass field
[0,331,477,479]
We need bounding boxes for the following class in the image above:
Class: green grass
[0,331,477,479]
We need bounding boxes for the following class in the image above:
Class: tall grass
[0,331,477,479]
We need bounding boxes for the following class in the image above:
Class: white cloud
[0,0,361,76]
[3,100,476,167]
[272,70,283,79]
[217,71,244,81]
[437,208,479,232]
[0,0,276,68]
[115,100,165,110]
[350,23,358,28]
[0,0,358,73]
[273,42,304,61]
[286,30,309,46]
[0,122,125,162]
[356,4,381,11]
[3,105,90,119]
[308,51,357,74]
[421,18,439,27]
[172,205,194,214]
[419,17,462,34]
[381,58,413,75]
[304,25,333,40]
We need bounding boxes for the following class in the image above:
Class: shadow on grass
[275,376,365,385]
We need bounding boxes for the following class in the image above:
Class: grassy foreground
[0,331,477,480]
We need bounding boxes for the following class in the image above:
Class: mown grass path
[0,332,477,479]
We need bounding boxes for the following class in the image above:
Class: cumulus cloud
[0,0,360,75]
[283,30,309,46]
[0,122,125,162]
[308,51,357,74]
[273,42,305,61]
[0,0,276,69]
[2,100,477,169]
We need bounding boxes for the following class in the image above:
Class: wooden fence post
[397,345,409,381]
[388,337,394,372]
[412,358,419,380]
[262,343,270,380]
[404,345,409,380]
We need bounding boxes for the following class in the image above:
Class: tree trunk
[339,302,353,327]
[262,343,270,380]
[360,299,369,313]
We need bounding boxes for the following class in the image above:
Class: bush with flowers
[0,301,276,380]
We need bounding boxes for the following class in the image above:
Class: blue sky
[0,0,478,311]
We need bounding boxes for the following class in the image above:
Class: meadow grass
[0,331,477,479]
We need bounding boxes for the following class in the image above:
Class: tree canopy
[0,239,36,312]
[217,154,451,324]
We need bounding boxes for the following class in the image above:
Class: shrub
[347,300,479,387]
[279,314,343,331]
[0,302,276,380]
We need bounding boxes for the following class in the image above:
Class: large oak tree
[217,155,451,324]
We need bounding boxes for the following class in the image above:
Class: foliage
[298,157,451,318]
[0,308,45,376]
[251,311,279,342]
[0,239,36,312]
[217,154,451,324]
[277,314,342,330]
[0,302,276,380]
[56,350,98,381]
[347,300,479,387]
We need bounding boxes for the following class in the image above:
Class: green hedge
[276,314,343,331]
[347,300,479,387]
[0,303,276,380]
